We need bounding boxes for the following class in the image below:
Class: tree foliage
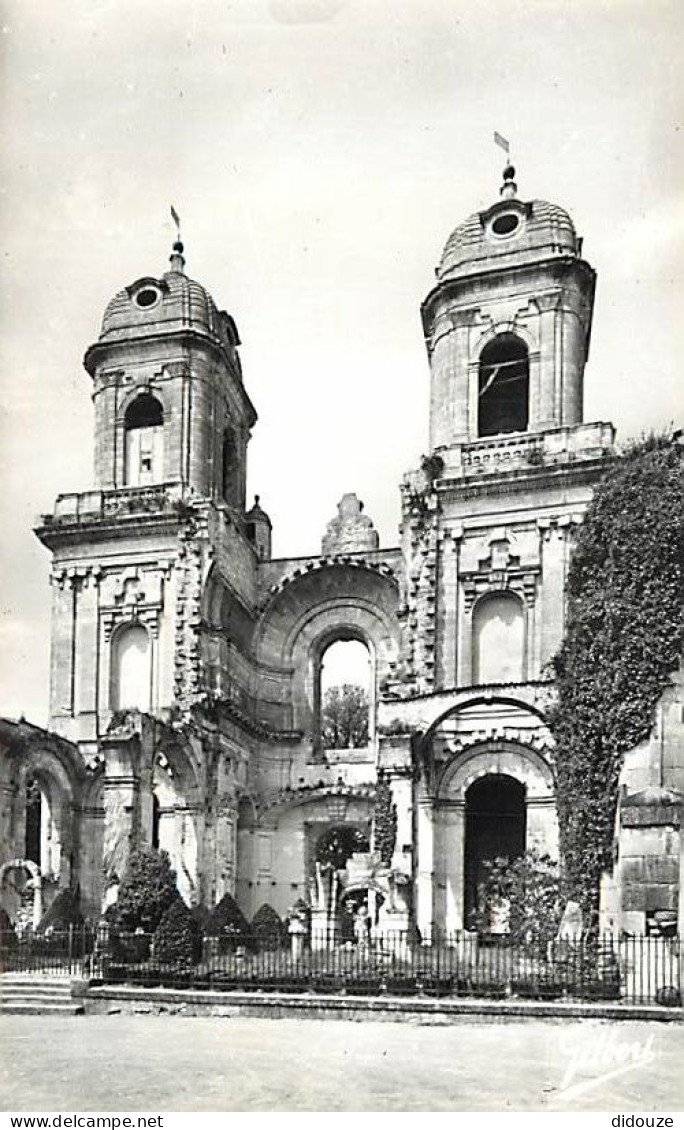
[315,826,369,870]
[321,683,369,749]
[114,848,178,934]
[549,435,684,917]
[473,851,562,944]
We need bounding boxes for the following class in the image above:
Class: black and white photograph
[0,0,683,1117]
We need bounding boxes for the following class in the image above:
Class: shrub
[251,904,287,951]
[115,849,178,934]
[204,891,250,941]
[153,898,202,967]
[0,906,16,950]
[473,850,562,944]
[38,889,84,932]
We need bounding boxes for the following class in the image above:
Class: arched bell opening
[123,393,164,486]
[478,333,529,437]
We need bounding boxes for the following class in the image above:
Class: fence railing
[0,927,680,1007]
[0,925,96,976]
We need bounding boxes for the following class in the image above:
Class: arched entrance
[464,774,526,926]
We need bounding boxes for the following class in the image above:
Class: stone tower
[35,240,258,749]
[31,241,261,913]
[379,166,615,933]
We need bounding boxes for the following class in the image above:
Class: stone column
[535,294,561,429]
[101,731,142,886]
[416,793,435,938]
[436,531,458,690]
[441,799,466,932]
[526,795,559,860]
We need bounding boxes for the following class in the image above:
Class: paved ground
[1,1014,683,1112]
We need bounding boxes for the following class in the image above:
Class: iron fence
[0,925,95,976]
[99,927,681,1006]
[0,926,680,1006]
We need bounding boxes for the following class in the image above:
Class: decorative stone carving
[321,493,380,555]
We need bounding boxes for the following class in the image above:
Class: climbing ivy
[373,771,398,865]
[548,435,684,918]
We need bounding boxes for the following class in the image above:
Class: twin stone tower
[2,166,680,939]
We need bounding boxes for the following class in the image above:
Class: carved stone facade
[1,172,681,934]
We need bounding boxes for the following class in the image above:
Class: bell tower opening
[478,334,529,437]
[124,393,164,486]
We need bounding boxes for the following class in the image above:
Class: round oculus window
[491,213,520,237]
[135,287,159,308]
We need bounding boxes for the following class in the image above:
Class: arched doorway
[464,774,526,927]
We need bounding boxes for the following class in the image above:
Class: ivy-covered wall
[549,435,684,918]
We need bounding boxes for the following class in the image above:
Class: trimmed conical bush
[153,897,202,966]
[204,891,249,939]
[251,903,287,951]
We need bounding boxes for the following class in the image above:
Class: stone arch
[474,318,538,357]
[288,597,398,743]
[438,739,555,802]
[11,747,79,891]
[428,740,558,932]
[117,382,171,424]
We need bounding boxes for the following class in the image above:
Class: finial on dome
[169,204,185,272]
[500,163,517,199]
[169,239,186,273]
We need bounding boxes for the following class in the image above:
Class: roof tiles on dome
[437,198,580,281]
[96,267,240,354]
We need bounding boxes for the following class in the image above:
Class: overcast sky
[0,0,682,725]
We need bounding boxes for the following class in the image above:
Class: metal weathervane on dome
[494,131,517,199]
[169,204,185,272]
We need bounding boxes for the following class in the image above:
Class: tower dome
[85,242,241,373]
[437,195,580,281]
[82,237,256,502]
[422,167,596,451]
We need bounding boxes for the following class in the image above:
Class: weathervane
[170,204,182,243]
[494,132,517,198]
[169,205,185,271]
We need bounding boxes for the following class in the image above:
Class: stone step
[1,973,74,982]
[2,987,74,1001]
[0,1001,83,1016]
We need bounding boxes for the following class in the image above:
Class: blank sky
[0,0,682,724]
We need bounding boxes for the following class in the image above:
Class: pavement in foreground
[1,1014,683,1112]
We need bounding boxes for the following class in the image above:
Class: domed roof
[436,173,581,282]
[93,245,241,355]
